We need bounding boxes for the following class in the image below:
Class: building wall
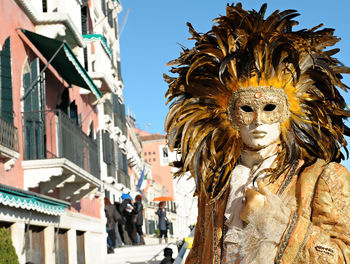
[142,138,174,198]
[0,1,108,263]
[0,0,35,188]
[0,205,106,264]
[173,176,198,239]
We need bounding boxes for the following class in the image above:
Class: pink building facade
[0,1,125,263]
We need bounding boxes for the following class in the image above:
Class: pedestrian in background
[156,202,168,244]
[114,201,124,247]
[134,194,145,245]
[160,247,175,264]
[104,198,120,253]
[119,194,136,245]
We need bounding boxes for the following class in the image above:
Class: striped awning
[21,29,102,99]
[0,184,69,216]
[83,34,112,58]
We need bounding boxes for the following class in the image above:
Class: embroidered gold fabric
[185,159,350,264]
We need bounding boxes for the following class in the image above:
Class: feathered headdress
[164,3,350,203]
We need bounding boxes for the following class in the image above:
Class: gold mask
[228,87,290,127]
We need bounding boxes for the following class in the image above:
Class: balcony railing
[22,110,100,178]
[117,169,130,188]
[0,116,19,152]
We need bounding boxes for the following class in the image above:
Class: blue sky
[119,1,350,165]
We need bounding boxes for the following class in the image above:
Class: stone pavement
[105,237,179,264]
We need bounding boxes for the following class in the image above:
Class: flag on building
[136,167,145,191]
[142,177,151,194]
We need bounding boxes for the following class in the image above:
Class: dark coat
[105,204,122,230]
[157,208,167,231]
[134,201,144,225]
[160,257,175,264]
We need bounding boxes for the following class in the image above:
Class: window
[101,0,107,16]
[163,147,168,158]
[153,158,156,162]
[25,226,45,264]
[148,152,151,155]
[159,146,169,165]
[0,221,11,230]
[144,152,147,156]
[81,6,89,35]
[0,37,14,123]
[153,151,155,155]
[147,220,156,235]
[103,130,115,177]
[23,57,46,160]
[42,0,47,12]
[55,229,68,264]
[76,231,85,264]
[88,121,94,139]
[83,48,88,71]
[81,5,89,70]
[108,8,114,28]
[112,94,127,135]
[117,145,129,187]
[69,101,78,125]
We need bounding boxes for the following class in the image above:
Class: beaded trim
[278,162,299,196]
[315,245,335,256]
[292,222,312,264]
[275,211,298,263]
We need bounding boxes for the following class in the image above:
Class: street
[105,238,179,264]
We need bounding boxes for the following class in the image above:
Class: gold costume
[164,3,350,263]
[186,159,350,263]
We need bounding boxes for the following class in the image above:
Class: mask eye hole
[264,104,276,111]
[240,105,253,112]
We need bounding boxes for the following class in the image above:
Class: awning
[21,29,102,99]
[153,196,173,202]
[83,34,112,58]
[0,183,69,216]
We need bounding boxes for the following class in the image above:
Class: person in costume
[164,3,350,263]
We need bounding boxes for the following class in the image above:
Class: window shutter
[0,37,13,123]
[23,58,45,159]
[121,103,126,135]
[103,131,112,164]
[101,0,106,16]
[30,58,41,112]
[122,152,128,174]
[81,6,88,35]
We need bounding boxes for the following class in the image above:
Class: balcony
[117,169,130,189]
[0,117,19,170]
[103,99,113,126]
[22,110,100,202]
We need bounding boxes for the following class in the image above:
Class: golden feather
[164,2,350,202]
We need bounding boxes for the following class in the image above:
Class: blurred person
[114,201,124,247]
[160,247,175,264]
[104,198,121,253]
[119,195,136,245]
[134,194,145,245]
[156,202,168,244]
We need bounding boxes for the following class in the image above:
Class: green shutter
[0,38,13,123]
[23,58,46,159]
[103,131,112,164]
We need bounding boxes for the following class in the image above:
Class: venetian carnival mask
[228,87,290,127]
[228,87,290,149]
